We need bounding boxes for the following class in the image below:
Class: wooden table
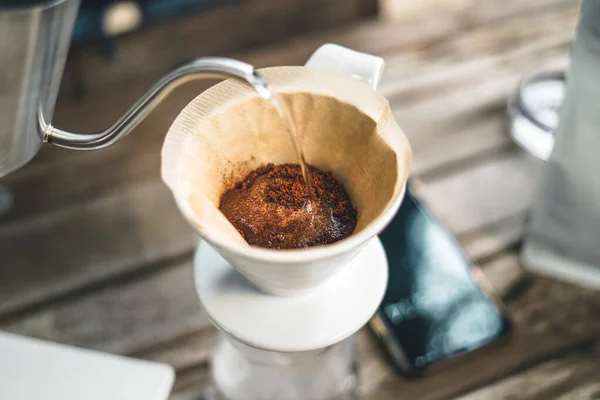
[2,0,599,398]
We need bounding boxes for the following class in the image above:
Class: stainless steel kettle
[0,0,268,178]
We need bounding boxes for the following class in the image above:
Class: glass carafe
[205,333,359,400]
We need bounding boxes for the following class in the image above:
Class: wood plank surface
[455,343,600,400]
[460,213,525,262]
[356,239,600,400]
[0,181,197,316]
[360,272,600,400]
[61,0,379,97]
[60,0,576,99]
[1,0,594,399]
[0,152,537,355]
[0,149,561,400]
[418,150,541,234]
[2,258,206,355]
[162,250,600,399]
[0,0,575,317]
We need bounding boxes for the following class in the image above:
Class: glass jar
[205,333,359,400]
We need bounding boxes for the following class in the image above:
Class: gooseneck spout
[43,57,271,150]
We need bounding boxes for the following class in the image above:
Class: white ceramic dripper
[161,44,411,295]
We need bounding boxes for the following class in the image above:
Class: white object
[208,334,357,400]
[306,43,385,89]
[195,236,389,352]
[0,331,175,400]
[189,43,401,399]
[165,43,409,296]
[508,69,566,161]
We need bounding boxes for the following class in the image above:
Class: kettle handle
[305,44,385,90]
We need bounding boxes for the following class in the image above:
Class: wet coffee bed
[219,163,357,249]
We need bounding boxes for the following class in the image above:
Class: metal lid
[508,69,566,161]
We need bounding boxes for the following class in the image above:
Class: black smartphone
[370,186,512,375]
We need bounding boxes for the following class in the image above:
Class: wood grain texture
[8,0,575,184]
[419,150,542,234]
[170,365,212,400]
[137,223,529,375]
[459,213,526,261]
[0,152,534,356]
[61,0,379,97]
[0,181,197,316]
[163,251,600,399]
[0,0,574,319]
[60,0,579,100]
[357,273,600,400]
[455,343,600,400]
[1,1,574,214]
[1,0,594,399]
[380,0,577,23]
[2,258,207,355]
[0,0,570,359]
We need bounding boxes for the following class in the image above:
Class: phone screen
[377,189,511,371]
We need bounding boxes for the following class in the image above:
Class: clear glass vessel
[205,333,359,400]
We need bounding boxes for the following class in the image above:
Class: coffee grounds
[219,163,357,249]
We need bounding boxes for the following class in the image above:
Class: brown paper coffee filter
[162,66,411,249]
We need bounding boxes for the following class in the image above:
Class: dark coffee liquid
[220,164,357,249]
